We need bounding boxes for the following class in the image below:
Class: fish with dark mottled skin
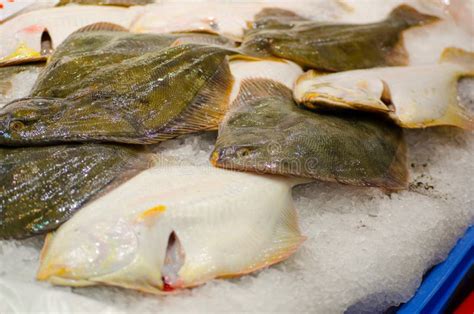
[0,43,237,146]
[241,5,439,71]
[0,144,152,239]
[211,79,408,190]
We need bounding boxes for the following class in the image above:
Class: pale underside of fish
[0,5,143,66]
[37,165,305,293]
[212,79,408,190]
[130,1,343,41]
[0,64,42,108]
[0,144,152,239]
[294,48,474,130]
[0,44,236,145]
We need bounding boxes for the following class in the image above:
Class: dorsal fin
[233,78,293,109]
[72,22,128,35]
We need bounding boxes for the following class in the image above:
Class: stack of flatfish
[0,1,472,294]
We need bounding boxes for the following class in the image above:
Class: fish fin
[217,206,305,279]
[39,233,54,263]
[233,78,293,109]
[72,22,128,35]
[0,43,46,67]
[154,57,234,138]
[439,47,474,73]
[374,137,408,191]
[388,5,440,28]
[161,231,186,291]
[229,54,287,63]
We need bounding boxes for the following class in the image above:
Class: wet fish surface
[0,144,151,239]
[240,5,439,71]
[294,48,474,129]
[0,44,236,145]
[212,79,408,190]
[37,165,304,293]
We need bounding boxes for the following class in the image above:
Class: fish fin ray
[233,78,293,109]
[72,22,129,35]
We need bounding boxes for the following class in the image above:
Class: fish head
[37,218,141,287]
[0,97,70,145]
[37,208,187,293]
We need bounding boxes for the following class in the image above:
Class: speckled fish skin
[31,26,236,98]
[0,44,236,146]
[37,165,304,293]
[0,144,151,239]
[240,5,439,71]
[211,79,408,190]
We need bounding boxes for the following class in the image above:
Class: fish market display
[31,24,236,98]
[212,79,408,190]
[37,165,305,292]
[0,64,43,107]
[240,5,439,71]
[0,44,236,145]
[0,5,142,66]
[294,48,474,129]
[0,144,151,239]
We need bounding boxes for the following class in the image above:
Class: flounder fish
[211,79,408,190]
[0,5,142,66]
[31,23,236,98]
[294,48,474,130]
[240,5,439,71]
[0,44,236,145]
[0,144,151,239]
[37,165,305,293]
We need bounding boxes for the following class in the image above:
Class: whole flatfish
[0,144,151,239]
[0,5,142,66]
[294,48,474,130]
[37,165,305,293]
[240,5,439,71]
[211,79,408,190]
[31,23,236,98]
[0,44,236,145]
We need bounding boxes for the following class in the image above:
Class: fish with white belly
[294,48,474,130]
[37,166,306,293]
[0,5,142,66]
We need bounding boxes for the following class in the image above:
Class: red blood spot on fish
[22,25,45,34]
[0,3,4,9]
[161,276,175,292]
[8,0,15,3]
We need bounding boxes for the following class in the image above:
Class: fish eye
[236,147,252,158]
[9,121,25,132]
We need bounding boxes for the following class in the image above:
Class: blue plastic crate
[398,226,474,313]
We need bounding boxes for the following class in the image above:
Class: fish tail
[388,4,440,28]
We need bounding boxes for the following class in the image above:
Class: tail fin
[388,4,440,28]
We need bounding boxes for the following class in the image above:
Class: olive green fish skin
[212,79,408,190]
[32,30,235,99]
[0,44,235,146]
[241,5,439,71]
[0,144,150,239]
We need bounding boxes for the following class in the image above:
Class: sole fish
[294,48,474,130]
[0,5,142,66]
[37,165,305,293]
[211,79,408,190]
[0,44,236,145]
[240,5,439,71]
[0,144,152,239]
